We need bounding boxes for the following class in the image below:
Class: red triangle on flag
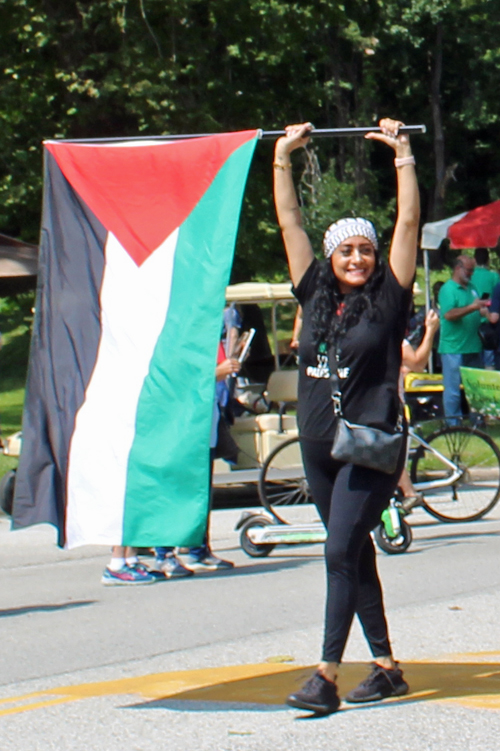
[45,131,258,266]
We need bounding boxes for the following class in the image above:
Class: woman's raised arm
[274,124,315,287]
[365,119,420,289]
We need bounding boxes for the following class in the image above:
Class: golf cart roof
[225,281,295,304]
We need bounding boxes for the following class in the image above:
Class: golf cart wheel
[373,518,412,555]
[0,469,16,516]
[239,515,276,558]
[258,436,311,523]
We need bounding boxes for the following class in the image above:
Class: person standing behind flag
[102,342,238,584]
[182,352,239,571]
[152,342,238,577]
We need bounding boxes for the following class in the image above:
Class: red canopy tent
[420,200,500,315]
[421,200,500,251]
[448,200,500,249]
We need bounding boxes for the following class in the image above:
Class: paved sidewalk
[1,506,500,750]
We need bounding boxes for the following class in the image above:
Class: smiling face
[330,236,377,293]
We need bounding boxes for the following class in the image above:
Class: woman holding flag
[273,119,419,714]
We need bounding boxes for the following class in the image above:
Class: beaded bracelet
[394,155,416,168]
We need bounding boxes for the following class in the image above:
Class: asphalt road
[1,502,500,750]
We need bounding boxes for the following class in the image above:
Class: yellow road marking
[413,650,500,663]
[1,653,500,717]
[0,697,76,717]
[0,663,299,717]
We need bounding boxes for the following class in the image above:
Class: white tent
[421,212,468,250]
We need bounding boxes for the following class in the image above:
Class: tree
[2,0,500,281]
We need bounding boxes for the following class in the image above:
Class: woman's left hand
[365,118,412,158]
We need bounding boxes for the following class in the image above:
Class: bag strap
[329,341,343,417]
[329,339,404,431]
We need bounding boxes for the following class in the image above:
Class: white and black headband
[323,217,378,258]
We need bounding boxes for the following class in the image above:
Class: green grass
[0,294,32,480]
[485,422,500,446]
[0,375,25,476]
[0,454,19,476]
[1,376,25,434]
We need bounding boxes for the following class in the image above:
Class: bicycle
[254,423,500,553]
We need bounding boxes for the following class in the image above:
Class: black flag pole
[260,125,426,139]
[51,124,426,145]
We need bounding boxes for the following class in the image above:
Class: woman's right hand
[216,358,240,381]
[273,125,315,288]
[275,123,313,159]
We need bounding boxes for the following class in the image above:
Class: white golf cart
[213,281,301,488]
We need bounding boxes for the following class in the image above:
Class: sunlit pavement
[1,504,500,750]
[3,653,500,716]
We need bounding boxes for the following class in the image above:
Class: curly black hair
[311,254,386,347]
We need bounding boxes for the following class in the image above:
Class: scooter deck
[247,522,326,545]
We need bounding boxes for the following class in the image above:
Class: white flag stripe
[65,230,178,548]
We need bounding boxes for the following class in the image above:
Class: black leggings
[300,437,406,663]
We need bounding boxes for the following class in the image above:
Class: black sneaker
[345,662,409,703]
[286,671,340,715]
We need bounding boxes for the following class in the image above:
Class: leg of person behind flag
[182,446,234,572]
[152,546,193,579]
[152,352,239,576]
[102,546,157,585]
[181,355,240,572]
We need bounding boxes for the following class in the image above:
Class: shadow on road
[5,659,500,718]
[172,556,321,580]
[125,660,500,714]
[0,600,96,618]
[414,529,500,551]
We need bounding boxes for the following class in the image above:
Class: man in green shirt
[438,255,489,424]
[471,247,499,298]
[471,247,499,368]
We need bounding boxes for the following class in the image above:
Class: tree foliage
[1,0,500,280]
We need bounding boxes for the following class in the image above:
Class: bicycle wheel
[258,437,316,524]
[410,426,500,522]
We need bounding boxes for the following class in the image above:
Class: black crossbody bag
[330,343,405,475]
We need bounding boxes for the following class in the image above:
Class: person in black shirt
[274,120,420,715]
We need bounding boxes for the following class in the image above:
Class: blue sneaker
[154,554,194,579]
[129,561,166,581]
[183,552,234,572]
[101,564,156,585]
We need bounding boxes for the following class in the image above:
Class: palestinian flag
[12,130,258,548]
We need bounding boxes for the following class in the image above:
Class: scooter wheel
[373,518,412,555]
[239,516,276,558]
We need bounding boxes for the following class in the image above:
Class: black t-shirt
[293,259,411,441]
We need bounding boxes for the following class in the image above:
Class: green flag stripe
[122,138,257,546]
